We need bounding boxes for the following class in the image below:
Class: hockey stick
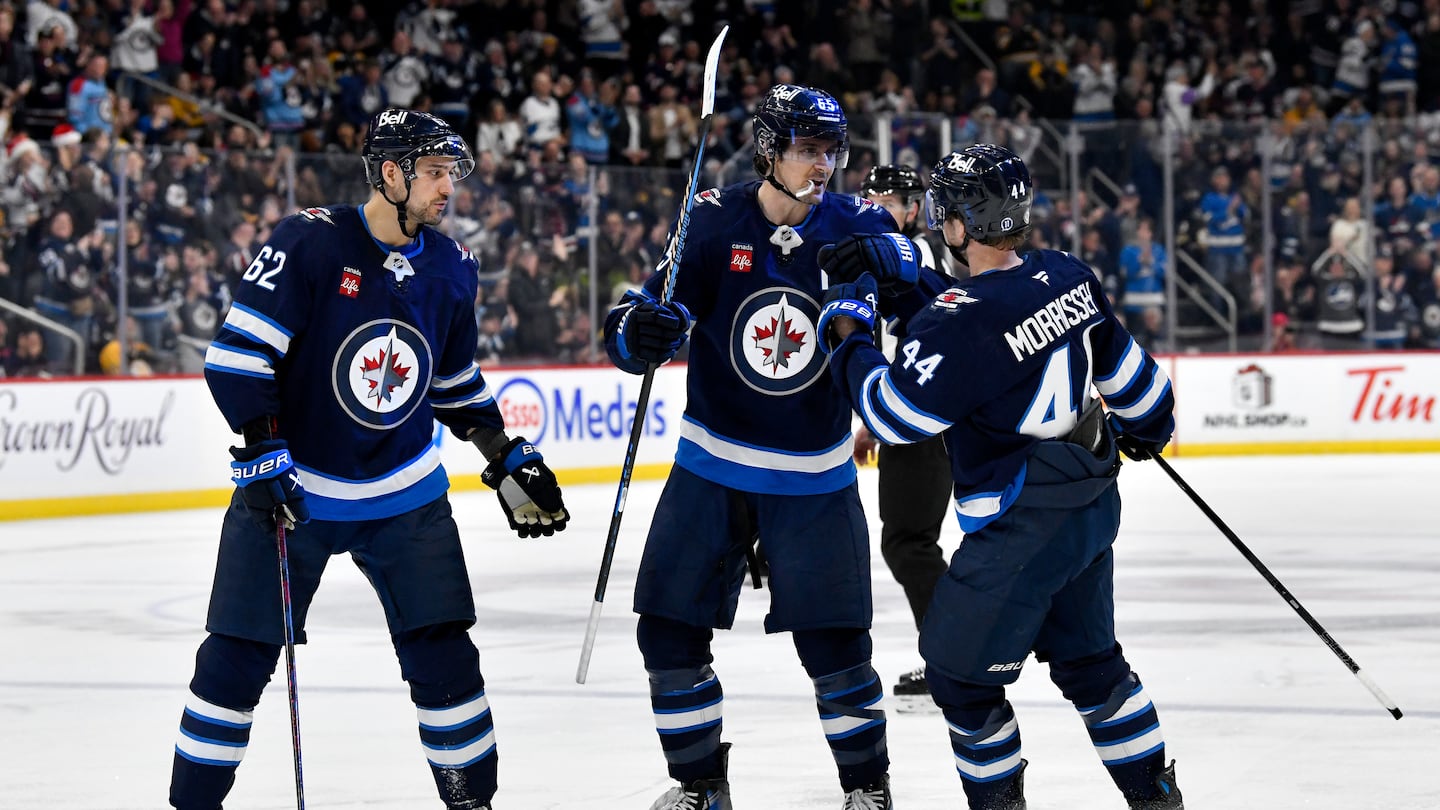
[275,516,307,807]
[577,24,729,684]
[1151,454,1403,720]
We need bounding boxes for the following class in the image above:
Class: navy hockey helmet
[925,144,1032,244]
[363,108,475,191]
[752,84,850,172]
[862,164,925,205]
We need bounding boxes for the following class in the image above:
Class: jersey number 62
[243,246,288,291]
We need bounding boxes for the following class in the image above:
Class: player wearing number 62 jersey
[170,109,568,810]
[821,144,1184,810]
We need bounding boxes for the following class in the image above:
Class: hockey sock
[795,628,889,791]
[394,622,496,807]
[648,664,726,783]
[417,689,498,808]
[943,701,1026,809]
[812,662,890,790]
[638,614,725,783]
[1074,672,1169,803]
[170,634,279,809]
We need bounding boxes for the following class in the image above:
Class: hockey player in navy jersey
[169,109,569,810]
[602,85,933,810]
[849,164,955,701]
[819,144,1184,810]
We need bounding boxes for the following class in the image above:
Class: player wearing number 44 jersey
[169,109,568,810]
[820,144,1184,810]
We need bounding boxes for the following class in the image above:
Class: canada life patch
[339,266,361,298]
[730,243,754,272]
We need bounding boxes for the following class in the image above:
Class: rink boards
[2,352,1438,520]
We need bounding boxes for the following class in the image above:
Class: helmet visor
[412,134,476,182]
[779,140,850,169]
[924,187,947,231]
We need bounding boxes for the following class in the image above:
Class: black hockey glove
[1108,415,1168,462]
[230,439,310,530]
[818,272,879,352]
[617,299,693,365]
[480,437,570,538]
[818,233,919,294]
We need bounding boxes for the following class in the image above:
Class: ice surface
[1,454,1436,809]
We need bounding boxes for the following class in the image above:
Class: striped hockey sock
[1078,673,1169,803]
[813,662,889,791]
[417,689,498,807]
[170,692,253,808]
[944,701,1027,809]
[648,665,726,783]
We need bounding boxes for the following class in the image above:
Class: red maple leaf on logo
[752,316,807,374]
[359,348,412,403]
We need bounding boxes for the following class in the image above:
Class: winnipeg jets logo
[1032,270,1050,285]
[751,300,808,373]
[695,188,723,207]
[359,329,412,405]
[731,288,826,396]
[334,319,433,429]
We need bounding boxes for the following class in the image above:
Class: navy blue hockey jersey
[605,181,899,495]
[832,249,1175,532]
[204,205,503,521]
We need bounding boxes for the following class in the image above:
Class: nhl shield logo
[730,287,826,396]
[333,319,433,429]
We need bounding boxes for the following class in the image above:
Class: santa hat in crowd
[51,124,82,148]
[6,134,40,163]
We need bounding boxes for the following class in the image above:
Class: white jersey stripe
[679,419,853,474]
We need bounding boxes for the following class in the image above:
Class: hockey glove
[230,439,310,530]
[617,299,693,365]
[818,272,879,352]
[480,437,570,538]
[818,233,919,294]
[1107,415,1168,462]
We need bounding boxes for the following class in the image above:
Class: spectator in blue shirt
[66,54,112,134]
[1118,216,1167,348]
[1199,165,1249,295]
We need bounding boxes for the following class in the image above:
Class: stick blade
[700,25,729,118]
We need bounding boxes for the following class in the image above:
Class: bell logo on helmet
[948,154,977,173]
[773,86,805,101]
[377,110,409,128]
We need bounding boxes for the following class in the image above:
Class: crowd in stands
[3,0,1440,379]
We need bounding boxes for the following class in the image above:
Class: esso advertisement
[439,366,686,474]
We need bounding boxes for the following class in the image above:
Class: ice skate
[1128,759,1183,809]
[841,775,893,809]
[649,744,732,810]
[892,665,936,713]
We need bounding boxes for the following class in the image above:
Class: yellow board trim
[1173,440,1440,456]
[0,463,676,522]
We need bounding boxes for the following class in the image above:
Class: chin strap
[380,177,420,239]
